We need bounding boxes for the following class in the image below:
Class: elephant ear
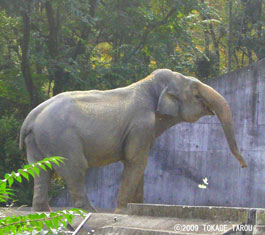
[157,87,179,116]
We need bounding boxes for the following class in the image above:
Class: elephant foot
[82,204,97,213]
[114,208,128,214]
[32,202,52,212]
[73,200,97,213]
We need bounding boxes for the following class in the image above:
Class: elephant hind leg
[25,134,52,212]
[33,168,52,211]
[54,152,96,212]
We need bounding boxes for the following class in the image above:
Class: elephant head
[154,69,247,168]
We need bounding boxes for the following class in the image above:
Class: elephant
[19,69,247,213]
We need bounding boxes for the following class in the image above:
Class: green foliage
[194,51,219,79]
[0,156,87,234]
[0,116,31,207]
[2,157,63,188]
[0,116,23,176]
[229,0,265,64]
[0,208,86,234]
[0,157,64,202]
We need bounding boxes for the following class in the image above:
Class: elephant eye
[195,94,203,102]
[168,93,178,100]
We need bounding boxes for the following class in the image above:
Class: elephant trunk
[197,82,247,168]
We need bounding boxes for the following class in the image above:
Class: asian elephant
[19,69,247,213]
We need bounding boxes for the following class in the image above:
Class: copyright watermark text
[174,223,253,233]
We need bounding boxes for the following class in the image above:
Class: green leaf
[52,216,60,228]
[0,180,7,188]
[27,169,35,178]
[4,173,10,180]
[32,167,40,177]
[18,169,30,181]
[44,220,53,230]
[15,175,22,183]
[8,177,14,187]
[64,214,73,225]
[37,163,46,171]
[23,164,31,169]
[61,219,67,228]
[50,159,60,167]
[44,161,52,169]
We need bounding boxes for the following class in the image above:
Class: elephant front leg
[116,160,147,213]
[116,138,150,213]
[115,120,154,213]
[132,175,144,203]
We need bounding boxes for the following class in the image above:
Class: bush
[0,157,86,234]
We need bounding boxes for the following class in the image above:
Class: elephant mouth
[203,103,215,115]
[207,107,215,115]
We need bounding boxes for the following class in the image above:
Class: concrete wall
[51,58,265,209]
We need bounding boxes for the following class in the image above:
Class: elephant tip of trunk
[237,156,247,168]
[240,161,248,168]
[231,148,247,168]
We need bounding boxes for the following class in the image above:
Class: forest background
[0,0,264,206]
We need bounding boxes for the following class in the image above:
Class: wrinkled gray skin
[19,69,247,213]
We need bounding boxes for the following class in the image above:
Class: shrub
[0,157,86,234]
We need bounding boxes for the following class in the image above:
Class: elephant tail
[19,95,59,150]
[19,119,35,151]
[19,123,29,151]
[19,107,40,151]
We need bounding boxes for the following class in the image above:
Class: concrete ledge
[256,209,265,225]
[253,225,265,235]
[3,205,265,234]
[127,204,265,224]
[94,226,182,235]
[84,213,236,235]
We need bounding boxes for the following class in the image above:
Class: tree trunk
[20,2,39,108]
[252,0,264,60]
[209,23,220,72]
[45,0,98,95]
[228,0,233,72]
[200,0,210,53]
[45,1,64,96]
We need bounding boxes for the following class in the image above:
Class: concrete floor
[1,204,265,234]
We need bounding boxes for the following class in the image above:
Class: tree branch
[208,23,220,69]
[124,7,177,61]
